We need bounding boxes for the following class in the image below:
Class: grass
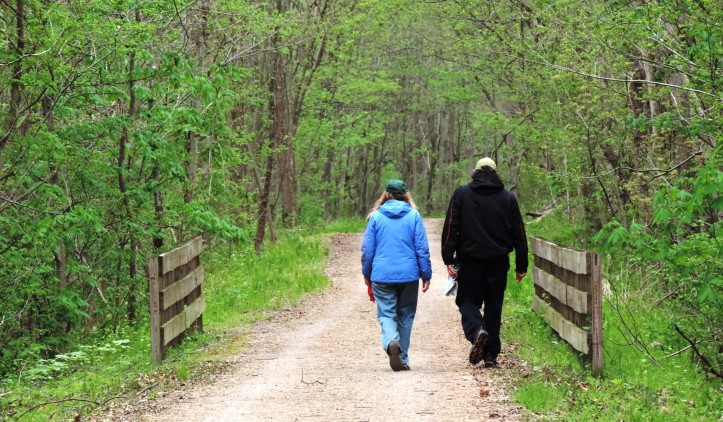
[515,381,566,413]
[3,212,720,420]
[300,216,367,235]
[503,211,722,421]
[0,230,333,421]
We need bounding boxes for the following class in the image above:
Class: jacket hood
[469,171,504,193]
[379,199,412,218]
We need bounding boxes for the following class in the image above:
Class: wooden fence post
[590,252,603,376]
[149,256,162,364]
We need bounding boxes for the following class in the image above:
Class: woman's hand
[364,278,372,287]
[422,280,430,293]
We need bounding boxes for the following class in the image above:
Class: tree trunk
[322,147,334,218]
[185,0,210,206]
[254,20,284,252]
[0,0,25,174]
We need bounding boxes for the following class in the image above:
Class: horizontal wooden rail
[532,267,588,314]
[530,237,589,275]
[532,295,589,354]
[161,265,205,310]
[159,237,203,275]
[162,295,206,346]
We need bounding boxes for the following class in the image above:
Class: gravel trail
[139,218,522,421]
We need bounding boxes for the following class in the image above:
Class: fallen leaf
[480,389,490,397]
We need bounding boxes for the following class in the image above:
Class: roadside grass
[303,216,366,234]
[0,231,332,421]
[504,211,722,420]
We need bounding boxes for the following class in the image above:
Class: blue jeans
[372,281,419,365]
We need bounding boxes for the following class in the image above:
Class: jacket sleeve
[414,212,432,281]
[441,187,462,265]
[510,194,529,273]
[361,217,376,280]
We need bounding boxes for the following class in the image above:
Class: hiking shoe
[401,364,411,371]
[483,359,498,368]
[469,329,488,365]
[387,340,404,372]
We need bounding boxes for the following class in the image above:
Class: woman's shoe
[387,340,404,372]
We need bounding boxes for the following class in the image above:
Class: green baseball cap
[385,179,407,194]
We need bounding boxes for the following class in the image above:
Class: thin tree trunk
[255,22,283,252]
[43,93,70,333]
[254,149,274,252]
[322,147,334,218]
[339,148,350,214]
[185,0,210,206]
[279,0,329,227]
[0,0,25,173]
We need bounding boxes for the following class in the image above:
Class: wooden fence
[148,236,205,363]
[530,236,603,375]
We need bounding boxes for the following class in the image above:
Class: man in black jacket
[442,157,528,367]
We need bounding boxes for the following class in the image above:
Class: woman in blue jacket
[361,180,432,371]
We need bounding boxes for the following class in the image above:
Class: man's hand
[446,265,457,277]
[422,280,430,293]
[515,272,526,282]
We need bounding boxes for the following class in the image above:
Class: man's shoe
[401,364,411,371]
[469,329,488,365]
[483,359,498,368]
[387,340,404,372]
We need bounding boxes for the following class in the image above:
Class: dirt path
[139,219,522,421]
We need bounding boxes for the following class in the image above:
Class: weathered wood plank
[532,295,589,354]
[148,257,162,363]
[159,236,203,275]
[532,267,588,314]
[530,237,588,274]
[161,295,206,346]
[590,252,604,376]
[161,265,205,310]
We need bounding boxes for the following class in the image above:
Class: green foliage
[203,234,330,328]
[514,382,566,414]
[594,149,722,378]
[302,217,366,235]
[0,0,720,417]
[1,228,331,420]
[0,0,258,377]
[509,219,722,420]
[25,340,130,382]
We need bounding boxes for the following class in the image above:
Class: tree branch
[674,324,723,380]
[16,398,101,419]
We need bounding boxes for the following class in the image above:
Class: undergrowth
[0,232,331,421]
[504,211,722,420]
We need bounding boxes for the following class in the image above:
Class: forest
[0,0,720,417]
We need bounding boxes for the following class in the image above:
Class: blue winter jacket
[361,200,432,283]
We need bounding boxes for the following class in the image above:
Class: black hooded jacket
[441,171,528,273]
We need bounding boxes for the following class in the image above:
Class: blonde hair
[366,191,417,221]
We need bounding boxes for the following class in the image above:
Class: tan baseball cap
[475,157,496,171]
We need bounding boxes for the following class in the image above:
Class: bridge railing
[148,236,205,363]
[530,237,603,375]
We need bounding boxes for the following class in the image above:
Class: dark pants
[455,256,510,359]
